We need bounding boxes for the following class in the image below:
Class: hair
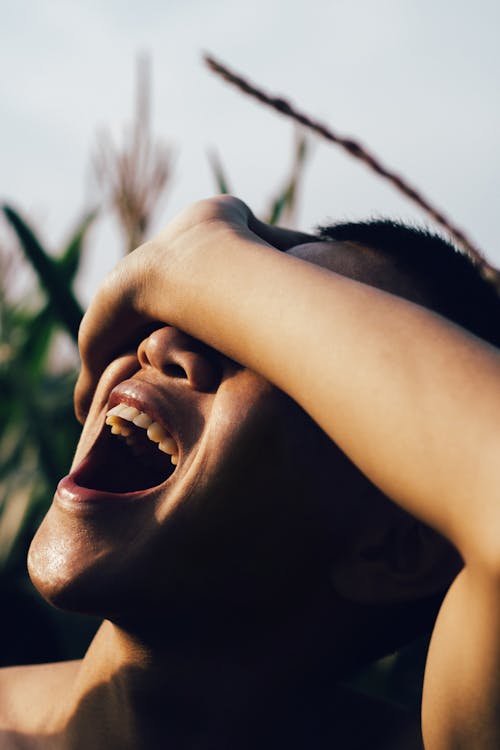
[316,219,500,348]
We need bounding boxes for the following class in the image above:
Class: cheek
[187,407,312,557]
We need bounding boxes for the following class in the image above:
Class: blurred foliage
[0,206,98,664]
[93,55,172,254]
[208,130,309,227]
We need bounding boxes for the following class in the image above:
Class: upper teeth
[105,403,178,465]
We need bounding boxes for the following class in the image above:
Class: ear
[329,505,461,605]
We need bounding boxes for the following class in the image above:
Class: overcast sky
[2,0,499,303]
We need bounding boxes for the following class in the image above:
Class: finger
[74,366,94,424]
[75,308,158,422]
[74,266,143,421]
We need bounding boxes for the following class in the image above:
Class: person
[1,195,499,749]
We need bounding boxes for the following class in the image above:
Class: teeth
[106,416,133,437]
[120,405,140,421]
[159,437,176,454]
[106,403,179,464]
[106,404,126,418]
[133,412,152,429]
[146,422,166,443]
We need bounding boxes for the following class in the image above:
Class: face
[28,264,360,622]
[29,238,411,625]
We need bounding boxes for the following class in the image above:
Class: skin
[1,195,499,747]
[0,273,421,748]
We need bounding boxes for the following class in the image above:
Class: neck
[50,588,346,749]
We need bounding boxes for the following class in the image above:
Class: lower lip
[56,474,160,509]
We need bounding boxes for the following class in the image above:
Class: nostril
[137,326,221,391]
[164,364,188,379]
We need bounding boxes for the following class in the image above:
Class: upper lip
[62,378,183,504]
[108,378,181,449]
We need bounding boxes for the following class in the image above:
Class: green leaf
[2,205,84,342]
[19,304,56,373]
[58,209,97,282]
[266,134,309,225]
[267,192,289,225]
[207,149,231,194]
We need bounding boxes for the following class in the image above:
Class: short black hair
[316,220,500,349]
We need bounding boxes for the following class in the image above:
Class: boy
[1,196,499,748]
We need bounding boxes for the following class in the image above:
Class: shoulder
[0,660,81,743]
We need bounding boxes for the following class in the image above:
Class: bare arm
[77,196,500,560]
[77,196,500,748]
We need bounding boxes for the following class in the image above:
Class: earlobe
[329,512,461,605]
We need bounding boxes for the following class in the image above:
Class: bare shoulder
[0,660,80,735]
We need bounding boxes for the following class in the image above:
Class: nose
[137,326,220,392]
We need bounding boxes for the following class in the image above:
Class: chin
[28,525,97,615]
[27,506,128,617]
[26,489,204,621]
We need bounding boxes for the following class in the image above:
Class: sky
[2,0,499,304]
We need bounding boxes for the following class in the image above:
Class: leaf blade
[2,205,83,342]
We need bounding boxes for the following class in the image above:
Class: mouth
[72,400,179,495]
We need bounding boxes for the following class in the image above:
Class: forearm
[423,568,500,749]
[77,200,500,566]
[145,219,500,564]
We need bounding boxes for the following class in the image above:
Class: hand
[74,195,314,422]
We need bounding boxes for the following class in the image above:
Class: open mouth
[73,404,178,494]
